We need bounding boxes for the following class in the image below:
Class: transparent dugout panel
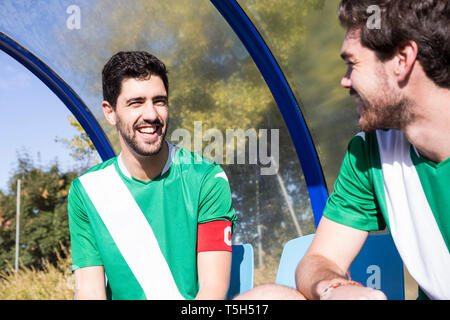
[238,0,359,192]
[0,0,315,283]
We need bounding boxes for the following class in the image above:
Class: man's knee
[233,284,305,300]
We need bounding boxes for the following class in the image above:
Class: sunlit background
[0,0,417,299]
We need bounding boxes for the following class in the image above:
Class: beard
[116,116,168,157]
[355,70,414,133]
[357,95,414,133]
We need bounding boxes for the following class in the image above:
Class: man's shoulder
[348,129,407,151]
[172,146,221,176]
[344,129,414,177]
[72,156,118,187]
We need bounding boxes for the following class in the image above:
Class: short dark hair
[102,51,169,108]
[338,0,450,89]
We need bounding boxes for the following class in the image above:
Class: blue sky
[0,50,96,192]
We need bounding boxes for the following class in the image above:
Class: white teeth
[139,127,156,134]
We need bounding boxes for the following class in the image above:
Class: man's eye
[155,100,167,106]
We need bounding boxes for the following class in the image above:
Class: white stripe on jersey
[377,129,450,299]
[79,164,184,300]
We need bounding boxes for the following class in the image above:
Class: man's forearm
[295,253,348,300]
[195,280,229,300]
[74,287,107,300]
[73,266,107,300]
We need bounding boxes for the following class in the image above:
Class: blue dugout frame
[0,0,328,226]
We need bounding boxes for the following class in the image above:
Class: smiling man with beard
[235,0,450,300]
[294,0,450,297]
[67,51,236,300]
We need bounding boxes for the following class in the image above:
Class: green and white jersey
[324,129,450,300]
[68,142,236,300]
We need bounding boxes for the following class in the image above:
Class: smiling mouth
[137,126,158,134]
[135,124,162,140]
[349,88,359,101]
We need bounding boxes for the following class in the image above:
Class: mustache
[133,119,163,129]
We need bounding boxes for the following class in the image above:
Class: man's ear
[102,100,117,126]
[393,40,418,84]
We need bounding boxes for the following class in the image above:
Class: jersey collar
[117,141,175,179]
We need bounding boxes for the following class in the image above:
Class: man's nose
[142,102,158,121]
[341,69,352,88]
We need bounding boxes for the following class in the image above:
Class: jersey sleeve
[68,179,104,270]
[196,164,237,251]
[323,133,386,231]
[198,164,237,225]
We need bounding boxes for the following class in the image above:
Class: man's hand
[321,282,387,300]
[296,217,372,300]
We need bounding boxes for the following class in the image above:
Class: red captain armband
[197,220,233,253]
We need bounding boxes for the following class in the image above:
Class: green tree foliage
[53,113,104,176]
[54,115,98,168]
[0,152,77,270]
